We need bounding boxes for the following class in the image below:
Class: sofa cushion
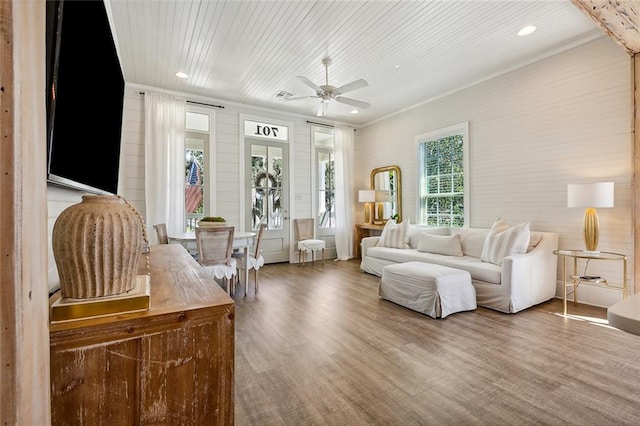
[409,226,451,248]
[366,246,502,284]
[377,218,410,249]
[481,219,530,265]
[417,233,463,256]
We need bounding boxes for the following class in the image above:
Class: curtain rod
[306,120,357,131]
[139,91,225,109]
[306,120,334,128]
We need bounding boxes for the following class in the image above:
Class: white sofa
[361,224,559,313]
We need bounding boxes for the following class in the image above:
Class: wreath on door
[254,172,278,196]
[254,171,281,211]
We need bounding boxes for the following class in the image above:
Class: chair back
[294,218,315,241]
[153,223,169,244]
[195,226,235,267]
[253,223,267,258]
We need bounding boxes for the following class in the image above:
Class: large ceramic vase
[52,195,143,299]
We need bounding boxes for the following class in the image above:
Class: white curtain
[144,92,186,241]
[334,126,355,260]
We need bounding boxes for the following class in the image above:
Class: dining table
[168,230,257,295]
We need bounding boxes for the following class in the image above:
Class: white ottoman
[378,262,476,318]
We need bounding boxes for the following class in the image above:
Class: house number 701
[255,125,279,138]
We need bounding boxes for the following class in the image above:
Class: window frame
[183,107,215,231]
[415,122,469,227]
[312,126,336,237]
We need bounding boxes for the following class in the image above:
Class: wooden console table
[49,244,234,425]
[354,223,385,258]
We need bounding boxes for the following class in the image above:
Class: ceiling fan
[286,57,370,117]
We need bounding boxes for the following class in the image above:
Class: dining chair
[195,226,237,295]
[294,218,325,266]
[153,223,169,244]
[233,223,267,295]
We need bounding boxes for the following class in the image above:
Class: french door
[245,138,290,263]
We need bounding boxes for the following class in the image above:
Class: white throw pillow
[377,218,411,249]
[417,233,463,256]
[409,227,450,248]
[458,229,489,258]
[481,219,530,265]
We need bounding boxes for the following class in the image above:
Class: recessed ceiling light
[518,25,536,37]
[175,71,189,79]
[350,109,359,114]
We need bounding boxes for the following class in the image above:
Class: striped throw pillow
[481,219,530,265]
[377,218,411,249]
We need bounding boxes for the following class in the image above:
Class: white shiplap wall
[117,87,336,261]
[47,87,338,289]
[356,37,633,308]
[47,36,632,307]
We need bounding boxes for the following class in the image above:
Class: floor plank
[232,259,640,425]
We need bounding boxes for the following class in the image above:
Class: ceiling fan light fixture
[317,102,327,117]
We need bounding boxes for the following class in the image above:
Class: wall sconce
[567,182,614,253]
[358,190,376,224]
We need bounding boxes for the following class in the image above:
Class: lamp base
[364,202,372,224]
[583,207,600,253]
[581,250,601,255]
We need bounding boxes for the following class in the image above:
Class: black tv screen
[46,0,125,195]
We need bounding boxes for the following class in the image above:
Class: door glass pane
[268,146,283,230]
[251,145,283,231]
[251,145,267,230]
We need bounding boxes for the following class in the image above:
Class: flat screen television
[46,0,125,195]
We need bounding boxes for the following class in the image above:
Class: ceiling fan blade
[335,96,370,109]
[316,102,328,117]
[296,76,322,93]
[334,79,368,96]
[283,95,318,101]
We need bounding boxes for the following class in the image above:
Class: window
[313,127,335,231]
[317,148,335,228]
[417,122,469,227]
[184,110,212,231]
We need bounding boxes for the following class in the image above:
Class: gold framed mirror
[370,165,402,224]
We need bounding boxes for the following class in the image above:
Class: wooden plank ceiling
[106,1,619,126]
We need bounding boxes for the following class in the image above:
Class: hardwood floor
[232,259,640,425]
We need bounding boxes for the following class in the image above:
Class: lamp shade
[567,182,614,208]
[358,189,376,203]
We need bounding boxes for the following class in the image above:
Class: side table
[553,249,627,315]
[354,223,385,258]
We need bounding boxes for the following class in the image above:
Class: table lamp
[359,190,376,224]
[567,182,614,253]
